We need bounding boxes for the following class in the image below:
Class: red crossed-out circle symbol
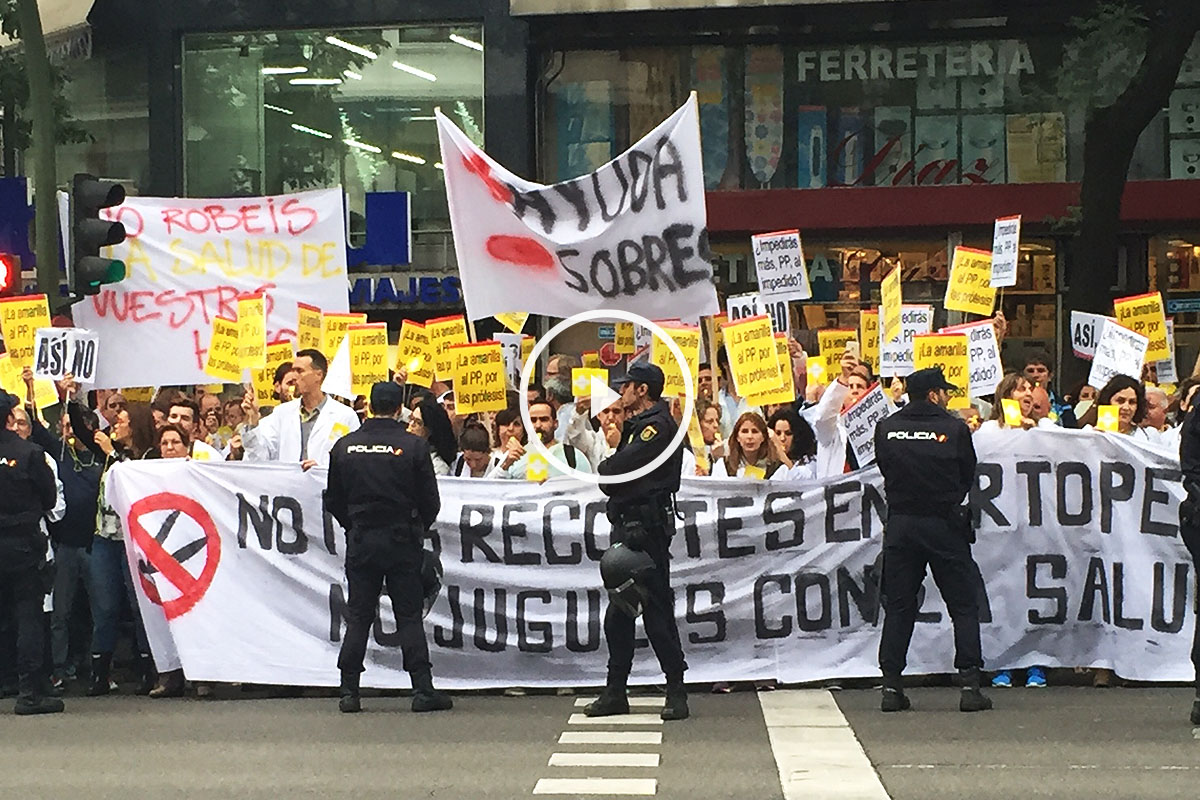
[127,492,221,620]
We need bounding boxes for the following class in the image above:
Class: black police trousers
[604,522,686,682]
[879,514,983,679]
[0,530,48,683]
[1182,524,1200,685]
[336,527,432,681]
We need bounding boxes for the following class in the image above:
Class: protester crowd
[1,315,1197,709]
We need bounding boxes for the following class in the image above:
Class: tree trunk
[15,0,59,308]
[1063,2,1200,387]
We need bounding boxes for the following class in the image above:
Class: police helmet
[421,548,444,618]
[599,543,656,617]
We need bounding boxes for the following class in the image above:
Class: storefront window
[539,36,1190,189]
[182,26,484,231]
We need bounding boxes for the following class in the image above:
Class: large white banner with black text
[105,428,1196,689]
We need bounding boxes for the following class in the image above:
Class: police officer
[873,367,991,713]
[324,382,451,714]
[0,391,61,715]
[1177,392,1200,725]
[586,362,689,721]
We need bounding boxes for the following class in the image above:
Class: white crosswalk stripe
[567,713,663,725]
[558,731,663,745]
[533,777,657,795]
[549,752,660,767]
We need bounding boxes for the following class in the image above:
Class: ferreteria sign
[510,0,883,13]
[798,41,1036,83]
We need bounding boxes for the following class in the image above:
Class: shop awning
[0,0,94,62]
[510,0,876,14]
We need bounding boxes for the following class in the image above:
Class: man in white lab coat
[241,349,360,470]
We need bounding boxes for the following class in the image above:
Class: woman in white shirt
[767,408,818,481]
[709,411,791,478]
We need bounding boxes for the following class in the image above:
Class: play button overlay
[589,375,622,419]
[520,309,694,486]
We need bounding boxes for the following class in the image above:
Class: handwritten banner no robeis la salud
[71,188,350,389]
[437,96,719,322]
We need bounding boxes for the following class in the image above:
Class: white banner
[437,97,719,322]
[105,428,1197,689]
[72,189,349,388]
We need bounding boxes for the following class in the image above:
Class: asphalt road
[1,686,1196,799]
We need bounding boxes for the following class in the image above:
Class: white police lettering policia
[872,367,991,714]
[323,382,451,714]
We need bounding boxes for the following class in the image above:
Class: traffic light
[0,253,18,297]
[69,173,127,296]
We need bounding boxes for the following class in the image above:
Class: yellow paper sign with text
[349,323,389,397]
[237,294,266,369]
[722,315,781,397]
[614,322,635,354]
[581,351,600,369]
[204,316,243,382]
[121,387,156,403]
[495,312,529,334]
[818,329,857,378]
[881,266,902,344]
[745,334,796,406]
[860,310,880,371]
[572,367,609,398]
[252,341,294,408]
[0,294,51,369]
[450,341,508,414]
[321,312,366,360]
[296,303,322,351]
[913,332,970,409]
[0,353,53,408]
[686,412,709,474]
[1113,292,1170,362]
[428,315,470,381]
[397,320,434,388]
[944,247,996,316]
[651,325,702,397]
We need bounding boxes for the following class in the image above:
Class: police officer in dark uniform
[873,367,991,713]
[324,382,451,714]
[0,391,61,715]
[586,362,689,721]
[1177,394,1200,724]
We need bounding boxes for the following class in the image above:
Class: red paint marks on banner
[486,235,556,271]
[127,492,221,620]
[462,152,513,205]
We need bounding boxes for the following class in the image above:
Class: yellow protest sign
[913,332,970,409]
[881,265,902,345]
[1001,398,1023,427]
[818,329,857,378]
[495,312,529,334]
[321,312,366,360]
[859,310,880,371]
[428,314,470,381]
[237,294,266,369]
[521,335,534,366]
[397,320,434,388]
[449,341,507,414]
[296,303,322,351]
[651,324,702,397]
[581,351,600,369]
[204,315,243,382]
[686,412,709,474]
[1096,404,1120,432]
[0,294,51,369]
[944,246,996,316]
[745,334,796,406]
[1113,292,1170,362]
[743,464,766,480]
[203,384,225,395]
[614,322,635,354]
[526,451,549,482]
[252,341,294,408]
[121,387,155,403]
[807,359,828,386]
[347,323,389,397]
[722,315,781,397]
[0,353,57,410]
[571,367,608,398]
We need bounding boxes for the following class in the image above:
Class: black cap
[907,367,956,399]
[617,361,665,396]
[0,391,18,418]
[369,381,404,414]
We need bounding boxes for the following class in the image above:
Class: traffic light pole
[15,0,62,309]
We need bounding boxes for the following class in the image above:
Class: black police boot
[959,668,993,713]
[338,671,361,714]
[584,676,630,717]
[880,675,911,713]
[87,653,113,697]
[410,671,452,713]
[661,674,689,721]
[14,673,64,716]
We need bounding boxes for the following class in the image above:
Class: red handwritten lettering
[127,291,162,324]
[192,329,207,370]
[279,199,319,236]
